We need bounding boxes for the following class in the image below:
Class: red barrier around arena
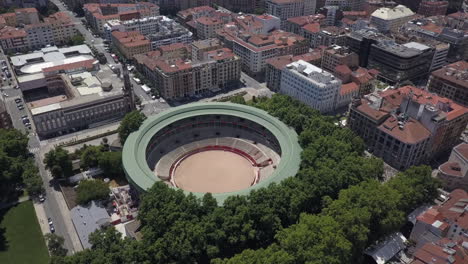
[169,145,260,187]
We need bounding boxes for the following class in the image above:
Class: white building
[104,16,192,49]
[266,0,316,28]
[280,60,342,113]
[370,5,415,33]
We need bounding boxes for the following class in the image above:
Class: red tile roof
[287,14,325,26]
[302,23,320,33]
[455,143,468,160]
[340,82,359,96]
[378,116,431,144]
[0,26,27,39]
[197,17,223,25]
[204,48,236,61]
[112,31,150,48]
[439,162,463,177]
[43,59,97,73]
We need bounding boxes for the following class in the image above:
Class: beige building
[135,44,241,99]
[0,11,77,52]
[321,45,359,73]
[191,38,223,61]
[196,17,224,40]
[370,5,415,33]
[111,31,152,60]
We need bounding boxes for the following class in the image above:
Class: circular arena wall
[122,102,302,204]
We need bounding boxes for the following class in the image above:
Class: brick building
[348,86,468,170]
[427,61,468,107]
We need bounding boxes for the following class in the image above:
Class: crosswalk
[28,147,40,153]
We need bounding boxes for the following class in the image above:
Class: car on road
[14,85,19,89]
[132,77,141,84]
[22,118,30,125]
[26,124,31,129]
[2,93,8,97]
[18,105,24,110]
[15,98,22,103]
[48,218,53,226]
[49,224,55,233]
[39,194,45,202]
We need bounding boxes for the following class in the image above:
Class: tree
[229,95,246,105]
[118,111,146,144]
[22,163,44,196]
[98,151,123,177]
[80,145,103,169]
[44,147,73,178]
[45,233,68,257]
[76,179,109,205]
[68,34,85,46]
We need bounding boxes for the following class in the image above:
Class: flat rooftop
[29,64,125,116]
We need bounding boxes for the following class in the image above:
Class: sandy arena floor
[174,150,255,193]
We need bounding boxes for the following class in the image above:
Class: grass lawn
[0,201,49,264]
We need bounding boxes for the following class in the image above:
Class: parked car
[15,98,22,103]
[49,224,55,233]
[48,218,53,226]
[39,194,45,202]
[22,118,30,125]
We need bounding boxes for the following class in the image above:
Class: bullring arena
[122,103,302,203]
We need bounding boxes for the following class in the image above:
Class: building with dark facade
[367,40,435,84]
[427,61,468,106]
[348,86,468,170]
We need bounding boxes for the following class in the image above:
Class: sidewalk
[33,201,50,235]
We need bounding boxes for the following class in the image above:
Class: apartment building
[191,38,223,61]
[111,31,151,60]
[176,5,215,25]
[217,27,308,78]
[318,26,349,47]
[134,44,240,99]
[0,100,12,129]
[25,12,77,49]
[321,45,359,73]
[83,2,160,34]
[427,61,468,106]
[284,14,325,35]
[368,41,435,84]
[418,0,449,16]
[213,0,262,13]
[265,51,322,91]
[196,17,224,39]
[266,0,316,28]
[0,26,28,52]
[0,8,41,26]
[104,16,193,50]
[348,86,468,170]
[280,60,341,113]
[0,11,76,52]
[370,5,415,33]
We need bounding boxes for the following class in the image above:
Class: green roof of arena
[122,102,302,204]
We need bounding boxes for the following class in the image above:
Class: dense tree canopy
[118,111,146,145]
[0,129,42,200]
[76,179,110,205]
[44,147,73,178]
[58,95,440,264]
